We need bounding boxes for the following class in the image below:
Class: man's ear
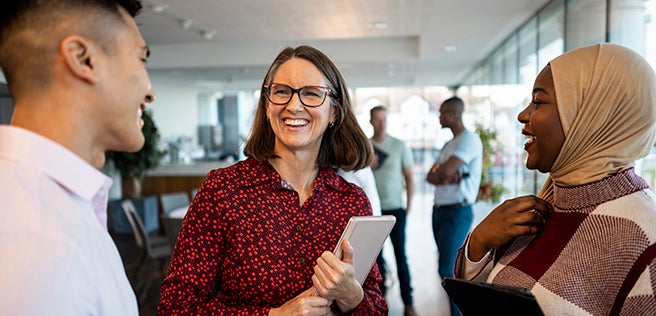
[61,35,101,84]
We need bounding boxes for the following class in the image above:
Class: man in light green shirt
[370,105,416,316]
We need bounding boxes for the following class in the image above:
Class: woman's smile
[283,118,309,127]
[522,131,536,151]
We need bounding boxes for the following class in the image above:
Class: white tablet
[333,215,396,284]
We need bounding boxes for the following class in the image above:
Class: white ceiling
[139,0,550,92]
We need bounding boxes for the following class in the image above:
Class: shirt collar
[0,126,112,224]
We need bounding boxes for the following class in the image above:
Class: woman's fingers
[477,195,552,245]
[313,251,344,296]
[312,246,360,301]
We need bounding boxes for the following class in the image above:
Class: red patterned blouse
[158,157,387,315]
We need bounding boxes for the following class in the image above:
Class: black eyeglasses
[263,83,333,107]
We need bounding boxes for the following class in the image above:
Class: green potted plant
[107,109,166,198]
[475,123,509,203]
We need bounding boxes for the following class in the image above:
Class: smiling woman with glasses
[159,45,387,316]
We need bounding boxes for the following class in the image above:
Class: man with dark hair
[370,105,417,316]
[0,0,154,314]
[427,96,482,316]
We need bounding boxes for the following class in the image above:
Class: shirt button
[295,225,302,231]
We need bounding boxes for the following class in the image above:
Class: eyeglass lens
[267,84,329,107]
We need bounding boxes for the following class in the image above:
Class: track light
[444,45,458,53]
[179,19,193,30]
[201,30,215,40]
[148,3,168,13]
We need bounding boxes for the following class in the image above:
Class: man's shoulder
[461,129,481,139]
[387,135,405,143]
[459,129,483,147]
[380,135,407,149]
[0,162,42,211]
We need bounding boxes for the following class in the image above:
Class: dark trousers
[376,254,387,296]
[432,204,473,316]
[381,208,413,306]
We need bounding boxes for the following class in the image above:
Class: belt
[435,202,468,210]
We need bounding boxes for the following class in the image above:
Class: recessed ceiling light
[444,45,458,53]
[179,19,192,30]
[149,3,169,13]
[201,30,216,40]
[370,21,389,29]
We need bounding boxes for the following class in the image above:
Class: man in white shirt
[427,96,482,316]
[337,167,381,216]
[0,1,154,314]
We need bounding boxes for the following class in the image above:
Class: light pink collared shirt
[0,125,138,315]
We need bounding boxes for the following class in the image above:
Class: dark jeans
[376,254,387,296]
[381,208,413,306]
[432,204,473,316]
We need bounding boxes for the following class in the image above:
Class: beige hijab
[538,43,656,203]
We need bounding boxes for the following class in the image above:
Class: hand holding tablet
[333,215,396,284]
[312,215,396,298]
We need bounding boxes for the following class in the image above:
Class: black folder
[442,277,544,316]
[372,146,388,169]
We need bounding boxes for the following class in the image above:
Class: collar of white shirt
[0,125,113,227]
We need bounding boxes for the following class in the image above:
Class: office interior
[2,0,656,315]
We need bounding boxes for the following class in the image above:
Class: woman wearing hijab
[455,43,656,315]
[159,45,387,315]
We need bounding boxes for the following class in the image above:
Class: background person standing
[370,105,417,316]
[426,96,482,316]
[337,166,381,217]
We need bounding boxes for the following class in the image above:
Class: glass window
[566,0,606,50]
[491,49,504,85]
[538,0,565,69]
[503,35,519,84]
[609,0,648,53]
[479,61,492,85]
[519,18,538,86]
[645,0,656,68]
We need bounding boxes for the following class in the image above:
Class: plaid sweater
[456,169,656,315]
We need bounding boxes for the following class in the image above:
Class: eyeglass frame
[262,83,334,108]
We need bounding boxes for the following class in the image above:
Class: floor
[377,194,492,316]
[113,191,494,316]
[112,233,163,316]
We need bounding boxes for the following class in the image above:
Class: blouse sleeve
[332,262,387,315]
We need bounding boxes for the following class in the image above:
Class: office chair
[159,191,190,215]
[121,200,171,303]
[160,215,183,250]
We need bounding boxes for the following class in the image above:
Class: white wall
[150,81,201,145]
[197,91,221,126]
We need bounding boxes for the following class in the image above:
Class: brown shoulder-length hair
[243,45,373,171]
